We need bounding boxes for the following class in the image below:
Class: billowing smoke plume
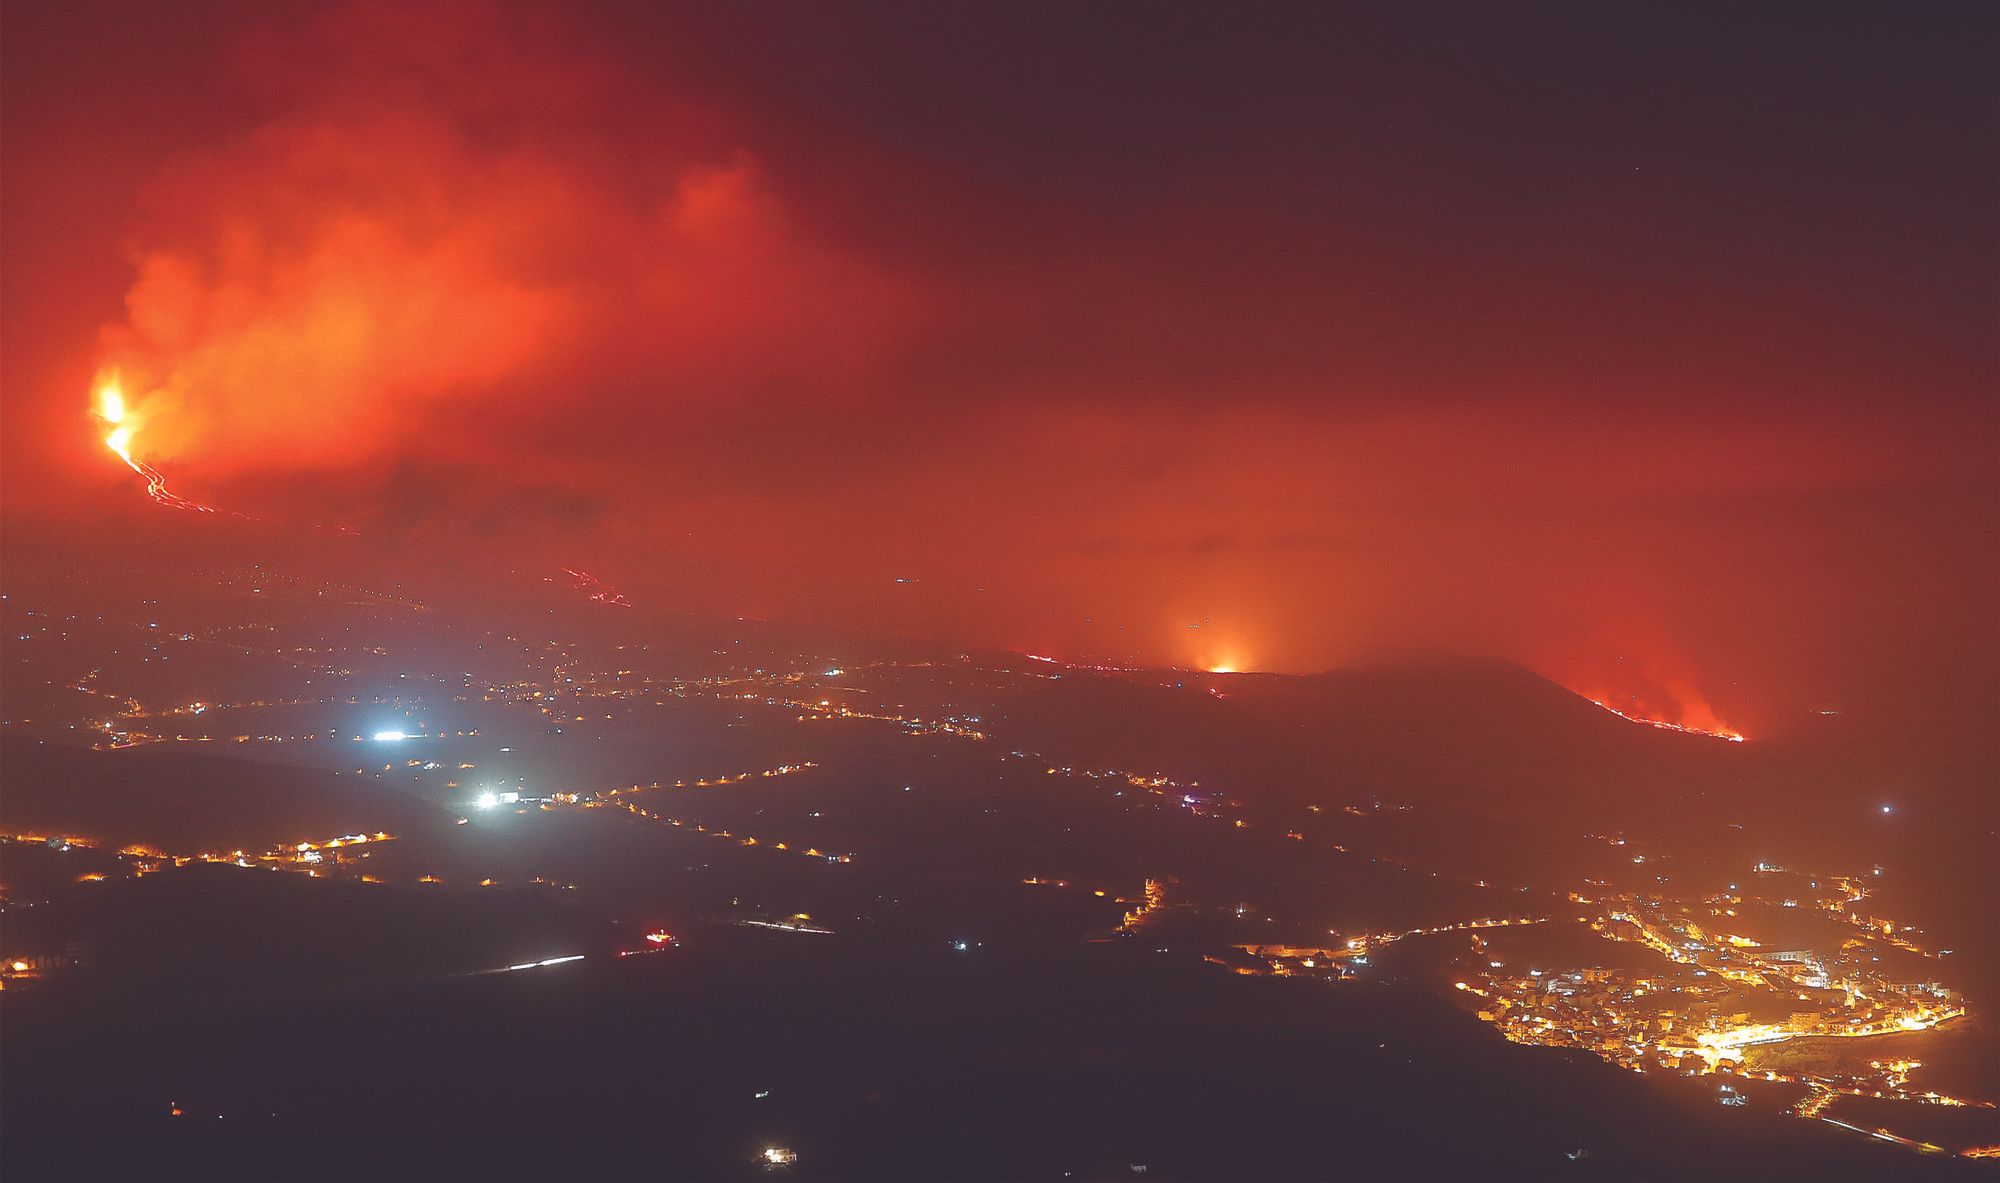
[94,2,912,476]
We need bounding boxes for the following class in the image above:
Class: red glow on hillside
[563,567,632,608]
[1587,697,1746,743]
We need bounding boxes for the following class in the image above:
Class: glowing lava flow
[1589,698,1746,742]
[93,376,615,593]
[93,380,217,513]
[562,567,632,607]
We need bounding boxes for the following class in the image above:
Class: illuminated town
[1448,877,1987,1146]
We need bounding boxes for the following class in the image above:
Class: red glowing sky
[3,1,1995,739]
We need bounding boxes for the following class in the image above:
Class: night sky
[3,1,1994,740]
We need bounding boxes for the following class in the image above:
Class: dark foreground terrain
[3,551,1995,1181]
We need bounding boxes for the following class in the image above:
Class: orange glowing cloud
[100,135,565,470]
[23,0,1986,746]
[90,12,914,481]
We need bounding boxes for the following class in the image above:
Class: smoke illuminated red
[0,2,1990,745]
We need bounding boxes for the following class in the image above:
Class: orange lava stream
[1589,698,1746,742]
[95,378,220,514]
[119,453,219,513]
[562,567,633,607]
[92,378,620,610]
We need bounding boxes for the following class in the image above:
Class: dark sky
[3,1,1995,738]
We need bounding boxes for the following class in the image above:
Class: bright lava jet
[92,376,216,513]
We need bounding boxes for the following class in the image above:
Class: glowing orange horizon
[82,377,1743,741]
